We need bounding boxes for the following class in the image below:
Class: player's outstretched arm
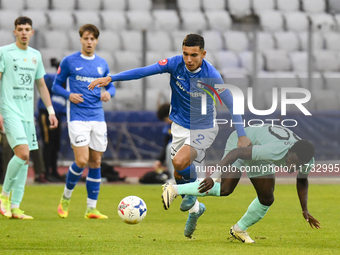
[296,172,321,229]
[198,147,252,193]
[88,76,111,90]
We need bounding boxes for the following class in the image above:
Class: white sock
[234,223,243,232]
[11,204,19,209]
[172,184,179,195]
[1,190,10,197]
[87,198,97,209]
[188,200,199,213]
[63,187,73,199]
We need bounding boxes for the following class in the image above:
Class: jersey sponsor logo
[12,94,33,101]
[57,66,61,74]
[97,67,103,75]
[175,80,204,98]
[19,67,35,71]
[177,76,185,81]
[76,75,97,83]
[158,59,168,66]
[75,135,87,144]
[76,67,83,71]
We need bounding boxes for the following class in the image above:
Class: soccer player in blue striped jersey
[88,34,251,235]
[52,24,116,219]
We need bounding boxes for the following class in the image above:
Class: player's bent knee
[220,187,234,196]
[258,196,274,206]
[172,158,188,171]
[75,158,88,168]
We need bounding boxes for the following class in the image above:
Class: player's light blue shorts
[223,131,275,178]
[3,114,38,151]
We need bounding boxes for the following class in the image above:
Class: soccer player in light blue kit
[53,24,116,219]
[0,17,58,219]
[89,34,251,236]
[162,124,321,243]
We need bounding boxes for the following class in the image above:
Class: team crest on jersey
[97,67,103,75]
[158,59,168,66]
[32,57,37,65]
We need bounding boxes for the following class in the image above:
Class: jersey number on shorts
[194,134,205,144]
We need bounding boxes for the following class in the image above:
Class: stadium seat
[77,0,102,10]
[67,30,81,51]
[201,30,223,52]
[126,11,153,30]
[334,14,340,29]
[26,0,49,10]
[146,73,170,89]
[47,10,75,30]
[114,87,142,110]
[152,10,180,31]
[177,0,201,12]
[228,0,251,18]
[213,51,240,70]
[299,31,324,51]
[258,11,284,32]
[323,72,340,92]
[274,31,300,52]
[309,13,336,31]
[0,0,25,10]
[263,50,291,72]
[102,0,126,11]
[95,50,116,72]
[205,10,232,31]
[223,31,249,53]
[39,48,64,73]
[324,32,340,51]
[283,12,309,32]
[252,0,275,14]
[314,50,340,72]
[0,10,20,29]
[301,0,326,13]
[276,0,300,12]
[221,68,249,94]
[296,72,324,90]
[239,51,264,72]
[146,31,172,52]
[203,52,217,67]
[97,30,121,52]
[202,0,225,11]
[21,10,48,30]
[274,72,299,88]
[256,31,275,52]
[100,11,127,31]
[127,0,152,11]
[0,30,15,46]
[73,11,101,29]
[146,51,164,66]
[312,90,340,111]
[51,0,76,10]
[171,30,191,52]
[289,51,308,72]
[114,51,142,72]
[180,11,207,32]
[121,30,143,52]
[42,30,70,50]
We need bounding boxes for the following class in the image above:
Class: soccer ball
[117,196,147,224]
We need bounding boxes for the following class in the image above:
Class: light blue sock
[177,182,220,197]
[237,197,270,231]
[2,155,26,194]
[11,164,29,206]
[65,162,84,191]
[176,163,197,182]
[86,167,101,201]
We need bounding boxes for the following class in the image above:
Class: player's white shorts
[68,121,107,152]
[170,122,218,163]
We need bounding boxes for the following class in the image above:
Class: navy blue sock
[66,162,84,190]
[86,167,101,200]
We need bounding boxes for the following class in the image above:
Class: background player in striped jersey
[88,34,251,236]
[0,16,58,219]
[52,24,116,219]
[162,124,321,243]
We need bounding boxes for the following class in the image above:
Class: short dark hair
[182,34,204,49]
[157,103,170,121]
[291,139,315,163]
[14,16,32,28]
[79,24,100,39]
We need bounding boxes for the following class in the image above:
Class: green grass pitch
[0,183,339,254]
